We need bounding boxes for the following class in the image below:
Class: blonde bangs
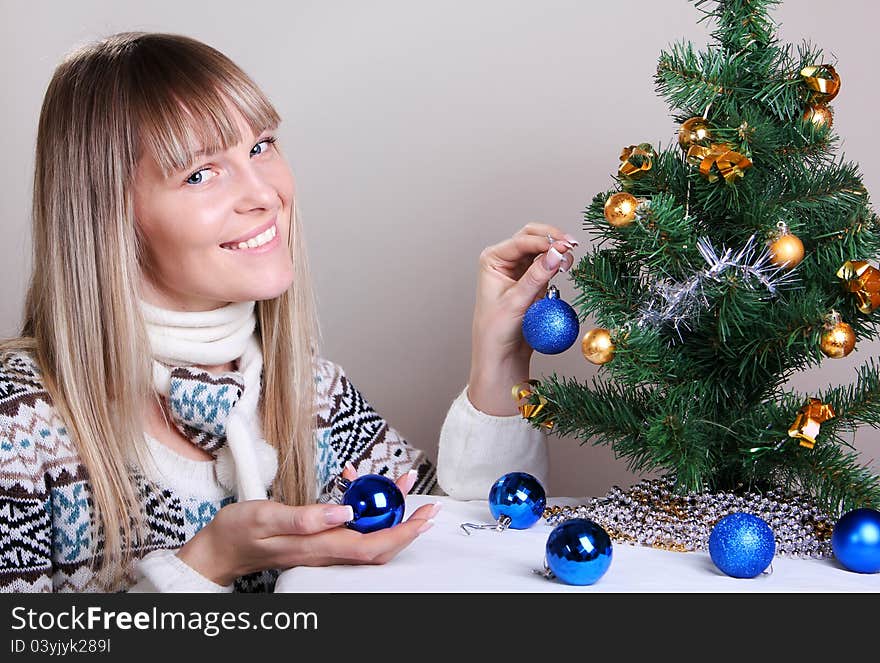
[127,35,282,176]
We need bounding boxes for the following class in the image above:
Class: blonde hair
[0,32,319,587]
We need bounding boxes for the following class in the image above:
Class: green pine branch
[775,443,880,513]
[693,0,780,53]
[569,248,645,326]
[821,359,880,433]
[530,376,721,492]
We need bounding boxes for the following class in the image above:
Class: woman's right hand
[177,498,439,586]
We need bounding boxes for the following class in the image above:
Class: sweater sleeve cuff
[436,385,549,501]
[128,549,234,593]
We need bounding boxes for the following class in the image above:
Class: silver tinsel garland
[543,476,836,558]
[637,234,800,337]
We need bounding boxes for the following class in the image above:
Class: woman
[0,32,576,592]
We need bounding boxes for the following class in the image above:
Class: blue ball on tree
[708,512,775,578]
[343,474,406,534]
[832,508,880,574]
[522,286,579,354]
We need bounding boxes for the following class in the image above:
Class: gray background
[1,0,877,497]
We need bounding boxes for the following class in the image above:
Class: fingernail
[564,233,579,247]
[417,519,435,534]
[324,505,354,525]
[344,462,356,473]
[559,253,575,273]
[542,247,564,271]
[430,502,443,518]
[407,469,418,481]
[558,253,569,272]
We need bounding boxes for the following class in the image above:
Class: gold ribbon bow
[618,144,654,180]
[800,65,840,103]
[836,260,880,314]
[512,380,554,430]
[788,398,836,449]
[686,143,752,183]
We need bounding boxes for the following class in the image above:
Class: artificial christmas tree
[520,0,880,549]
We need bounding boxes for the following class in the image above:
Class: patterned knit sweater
[0,350,442,593]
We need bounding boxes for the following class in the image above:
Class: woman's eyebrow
[176,123,278,172]
[185,125,279,162]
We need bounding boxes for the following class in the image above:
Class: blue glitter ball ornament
[832,508,880,574]
[708,512,775,578]
[342,474,405,534]
[522,285,579,354]
[545,518,613,585]
[488,472,547,530]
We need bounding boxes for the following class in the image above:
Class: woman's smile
[220,217,279,252]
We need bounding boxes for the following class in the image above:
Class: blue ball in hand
[343,474,405,534]
[832,508,880,574]
[488,471,547,530]
[708,512,775,578]
[522,286,579,354]
[545,518,613,586]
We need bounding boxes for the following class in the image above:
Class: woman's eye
[250,136,277,157]
[185,168,217,186]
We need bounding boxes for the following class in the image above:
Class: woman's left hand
[467,223,578,415]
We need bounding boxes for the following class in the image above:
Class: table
[275,495,880,592]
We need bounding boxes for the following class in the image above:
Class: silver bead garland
[543,476,835,558]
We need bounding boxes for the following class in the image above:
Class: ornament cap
[546,284,560,299]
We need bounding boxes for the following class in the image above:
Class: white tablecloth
[275,495,880,593]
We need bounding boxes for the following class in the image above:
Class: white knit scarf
[140,299,278,501]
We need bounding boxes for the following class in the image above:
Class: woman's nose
[235,163,279,211]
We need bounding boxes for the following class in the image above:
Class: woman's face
[133,108,295,311]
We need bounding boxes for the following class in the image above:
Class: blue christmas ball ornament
[342,474,405,534]
[545,518,613,586]
[488,471,547,530]
[832,508,880,573]
[708,512,775,578]
[522,285,579,354]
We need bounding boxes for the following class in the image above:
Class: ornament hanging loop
[324,475,352,505]
[533,557,556,580]
[825,309,842,327]
[460,515,513,536]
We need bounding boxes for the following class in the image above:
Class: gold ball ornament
[768,233,805,269]
[820,321,856,358]
[678,117,712,150]
[603,192,639,228]
[581,328,615,365]
[803,104,833,129]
